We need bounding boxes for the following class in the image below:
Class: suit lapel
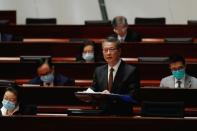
[170,76,175,88]
[101,65,108,91]
[185,75,192,88]
[112,61,124,92]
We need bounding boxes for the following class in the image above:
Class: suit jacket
[160,74,197,88]
[29,73,75,86]
[110,30,141,42]
[1,33,22,41]
[91,60,140,115]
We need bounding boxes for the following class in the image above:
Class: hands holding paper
[83,88,110,94]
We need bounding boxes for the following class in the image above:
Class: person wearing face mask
[1,86,20,116]
[29,58,75,87]
[160,55,197,88]
[110,16,141,43]
[1,84,37,116]
[76,41,103,63]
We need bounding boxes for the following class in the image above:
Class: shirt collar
[108,59,121,71]
[118,33,127,41]
[174,75,185,83]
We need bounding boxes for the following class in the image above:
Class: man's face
[102,41,121,66]
[169,61,185,72]
[37,63,53,76]
[114,24,128,37]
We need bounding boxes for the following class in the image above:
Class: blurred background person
[1,84,36,116]
[160,55,197,88]
[29,58,75,87]
[110,16,141,42]
[1,86,20,116]
[76,40,103,63]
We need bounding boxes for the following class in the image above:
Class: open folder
[75,92,137,104]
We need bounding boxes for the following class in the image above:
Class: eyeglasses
[103,48,117,53]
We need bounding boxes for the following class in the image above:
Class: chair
[135,17,166,25]
[138,57,169,63]
[20,56,51,63]
[85,20,111,26]
[0,79,15,87]
[187,20,197,25]
[0,20,10,25]
[141,101,184,117]
[165,37,193,43]
[26,18,57,25]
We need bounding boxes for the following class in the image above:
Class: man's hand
[101,90,110,94]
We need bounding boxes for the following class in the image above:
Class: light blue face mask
[40,73,54,83]
[82,53,94,62]
[2,99,16,110]
[172,69,185,80]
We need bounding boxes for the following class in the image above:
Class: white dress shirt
[108,59,121,82]
[174,76,185,88]
[118,34,127,42]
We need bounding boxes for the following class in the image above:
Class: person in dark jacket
[29,58,75,87]
[110,16,141,42]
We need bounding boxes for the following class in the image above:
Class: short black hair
[103,36,121,49]
[4,83,21,103]
[169,55,186,65]
[83,40,95,51]
[37,58,53,69]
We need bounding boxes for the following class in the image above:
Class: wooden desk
[0,42,197,58]
[0,86,197,107]
[0,86,87,105]
[0,116,197,131]
[0,62,196,80]
[1,24,197,38]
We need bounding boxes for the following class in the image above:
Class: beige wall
[0,0,196,24]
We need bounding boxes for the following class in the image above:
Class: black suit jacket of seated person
[110,30,142,42]
[28,73,75,86]
[0,104,37,116]
[91,60,140,115]
[1,33,22,41]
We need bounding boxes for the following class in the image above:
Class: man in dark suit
[29,58,75,86]
[110,16,141,42]
[90,37,140,115]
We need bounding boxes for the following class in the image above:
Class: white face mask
[82,53,94,62]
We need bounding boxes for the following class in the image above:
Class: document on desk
[76,89,137,104]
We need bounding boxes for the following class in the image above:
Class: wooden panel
[1,25,197,38]
[0,116,197,130]
[0,42,197,58]
[0,62,196,80]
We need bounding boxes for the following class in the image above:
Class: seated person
[0,20,22,41]
[160,55,197,88]
[0,33,13,41]
[29,58,75,87]
[76,40,103,63]
[110,16,141,42]
[1,84,36,116]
